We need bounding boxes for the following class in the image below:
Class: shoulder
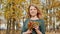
[25,18,30,22]
[39,19,45,23]
[39,19,44,21]
[24,18,30,23]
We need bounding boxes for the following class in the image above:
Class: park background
[0,0,60,34]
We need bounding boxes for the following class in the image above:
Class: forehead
[30,6,36,9]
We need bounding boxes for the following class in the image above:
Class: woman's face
[29,6,37,17]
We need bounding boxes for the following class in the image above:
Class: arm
[40,20,45,34]
[22,19,32,34]
[21,19,28,34]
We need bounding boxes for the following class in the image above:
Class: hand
[33,25,39,30]
[33,26,42,34]
[23,29,32,34]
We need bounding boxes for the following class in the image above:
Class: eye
[34,9,36,10]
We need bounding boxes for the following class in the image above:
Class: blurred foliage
[3,0,26,20]
[0,0,60,31]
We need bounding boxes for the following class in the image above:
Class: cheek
[29,11,32,14]
[34,10,37,14]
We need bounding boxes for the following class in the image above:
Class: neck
[30,16,39,20]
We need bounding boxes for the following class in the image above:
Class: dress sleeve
[39,20,45,34]
[21,19,29,34]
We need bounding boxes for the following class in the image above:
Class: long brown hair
[27,4,42,18]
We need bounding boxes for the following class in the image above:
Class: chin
[31,14,35,16]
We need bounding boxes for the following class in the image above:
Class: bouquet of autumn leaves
[28,21,39,30]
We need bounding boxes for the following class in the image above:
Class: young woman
[22,5,45,34]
